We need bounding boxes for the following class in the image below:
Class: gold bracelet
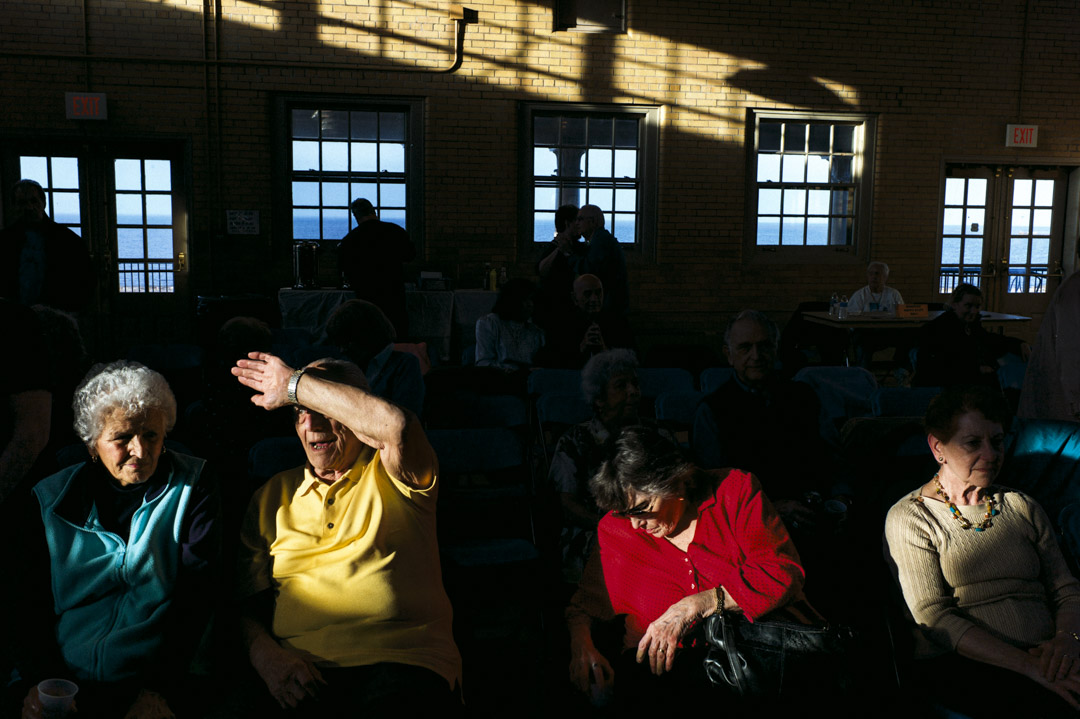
[715,586,725,615]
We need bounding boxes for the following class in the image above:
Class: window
[523,103,659,257]
[114,158,176,293]
[555,0,626,32]
[748,111,876,260]
[939,175,988,293]
[17,147,185,295]
[19,155,83,236]
[287,101,421,243]
[938,166,1068,309]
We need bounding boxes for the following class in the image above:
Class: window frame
[274,95,424,255]
[745,109,876,266]
[519,101,660,264]
[3,138,190,299]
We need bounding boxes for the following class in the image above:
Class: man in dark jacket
[338,198,416,340]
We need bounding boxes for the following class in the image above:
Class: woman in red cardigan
[566,425,815,708]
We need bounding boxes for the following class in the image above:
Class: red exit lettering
[1013,127,1033,145]
[64,92,107,120]
[71,96,99,116]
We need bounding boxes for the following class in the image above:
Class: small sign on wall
[65,92,107,120]
[1006,124,1038,148]
[227,210,260,235]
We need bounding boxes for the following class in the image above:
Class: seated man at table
[913,282,1029,388]
[691,310,842,528]
[848,261,904,314]
[537,274,634,369]
[232,354,461,715]
[326,299,424,416]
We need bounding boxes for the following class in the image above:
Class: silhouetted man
[338,198,416,340]
[0,179,93,312]
[539,274,634,368]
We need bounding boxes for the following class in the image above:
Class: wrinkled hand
[774,499,815,529]
[568,641,614,695]
[1031,634,1080,683]
[636,593,709,676]
[232,352,296,411]
[123,689,174,719]
[250,636,327,709]
[1024,651,1080,709]
[580,324,605,352]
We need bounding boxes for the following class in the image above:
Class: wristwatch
[286,368,307,405]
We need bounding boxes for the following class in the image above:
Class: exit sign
[65,92,108,120]
[1006,124,1038,148]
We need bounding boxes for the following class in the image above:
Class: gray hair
[303,357,369,391]
[73,361,177,448]
[723,310,780,351]
[589,425,695,513]
[581,349,639,407]
[867,261,890,275]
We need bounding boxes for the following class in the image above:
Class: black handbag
[702,609,855,698]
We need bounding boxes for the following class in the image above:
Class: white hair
[868,261,890,276]
[72,361,177,447]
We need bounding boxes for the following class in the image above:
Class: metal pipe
[0,15,476,75]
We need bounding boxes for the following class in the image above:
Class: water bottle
[837,295,849,320]
[829,292,839,318]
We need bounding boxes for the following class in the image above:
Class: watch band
[286,368,307,405]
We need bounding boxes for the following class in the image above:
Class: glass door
[939,165,1067,317]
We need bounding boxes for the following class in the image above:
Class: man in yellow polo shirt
[233,353,461,715]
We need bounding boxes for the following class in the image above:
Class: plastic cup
[37,679,78,718]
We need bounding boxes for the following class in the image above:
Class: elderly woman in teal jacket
[16,361,220,719]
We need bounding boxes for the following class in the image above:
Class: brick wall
[4,0,1079,351]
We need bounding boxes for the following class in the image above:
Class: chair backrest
[871,387,942,418]
[428,427,527,476]
[654,390,705,426]
[794,366,878,423]
[637,367,695,398]
[699,367,735,395]
[655,390,705,447]
[535,392,592,427]
[997,358,1027,391]
[460,343,476,366]
[527,368,582,397]
[248,435,306,485]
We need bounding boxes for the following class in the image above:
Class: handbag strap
[720,610,749,694]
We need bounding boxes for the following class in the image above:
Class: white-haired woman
[16,361,219,719]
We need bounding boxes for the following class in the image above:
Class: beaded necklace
[932,473,998,532]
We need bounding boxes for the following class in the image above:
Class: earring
[937,456,944,463]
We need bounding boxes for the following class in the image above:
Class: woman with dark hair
[566,425,812,708]
[886,385,1080,716]
[474,278,545,370]
[914,283,1028,387]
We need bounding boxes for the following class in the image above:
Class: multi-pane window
[1007,178,1054,294]
[754,120,860,246]
[531,112,645,244]
[749,112,875,258]
[114,159,175,293]
[19,155,83,235]
[290,107,409,240]
[940,177,987,294]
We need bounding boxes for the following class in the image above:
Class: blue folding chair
[871,387,942,418]
[699,367,735,395]
[526,368,582,398]
[248,435,306,486]
[655,390,705,447]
